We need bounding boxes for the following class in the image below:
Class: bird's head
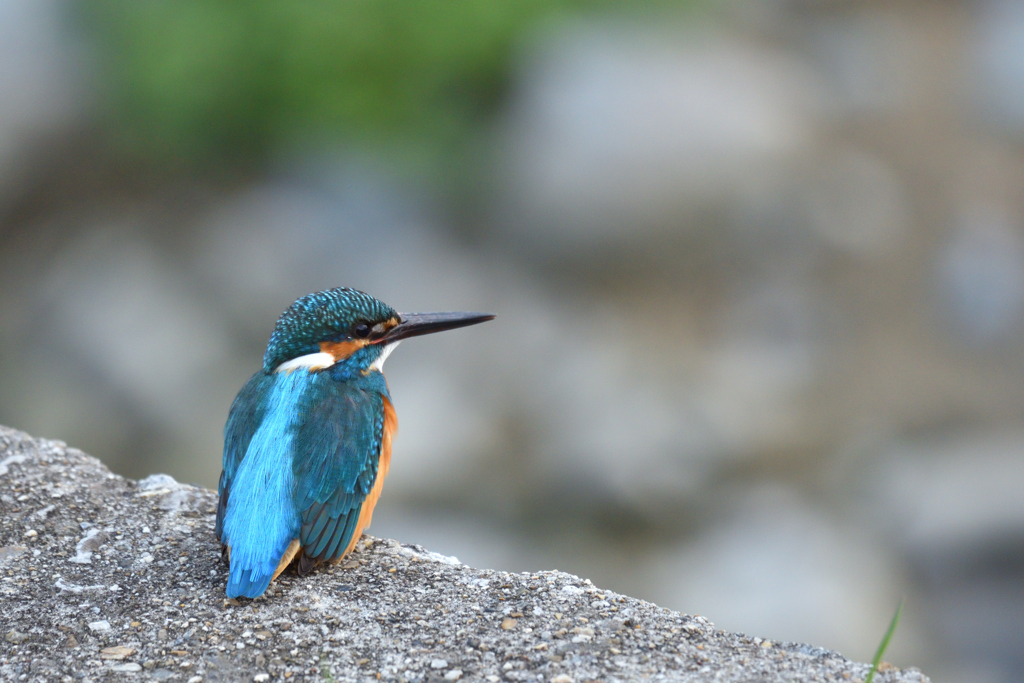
[263,287,493,378]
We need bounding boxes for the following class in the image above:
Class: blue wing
[292,370,389,572]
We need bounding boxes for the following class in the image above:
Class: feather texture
[216,371,274,541]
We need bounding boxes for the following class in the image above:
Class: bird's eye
[353,322,371,338]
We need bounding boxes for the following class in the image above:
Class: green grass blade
[320,653,336,683]
[865,598,904,683]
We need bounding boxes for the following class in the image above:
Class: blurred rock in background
[0,1,1022,681]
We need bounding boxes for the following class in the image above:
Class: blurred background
[1,0,1023,680]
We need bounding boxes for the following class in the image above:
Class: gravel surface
[0,425,930,682]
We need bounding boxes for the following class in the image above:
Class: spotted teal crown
[263,287,398,371]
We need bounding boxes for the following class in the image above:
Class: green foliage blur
[83,0,656,170]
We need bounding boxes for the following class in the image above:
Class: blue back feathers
[220,371,306,598]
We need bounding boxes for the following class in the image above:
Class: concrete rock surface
[0,426,929,683]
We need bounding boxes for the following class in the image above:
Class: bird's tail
[227,564,273,599]
[226,535,296,598]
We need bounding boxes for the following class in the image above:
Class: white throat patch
[274,352,335,374]
[370,341,400,372]
[274,341,400,374]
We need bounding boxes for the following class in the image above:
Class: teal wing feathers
[292,373,388,570]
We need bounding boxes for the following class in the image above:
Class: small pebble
[88,621,111,632]
[430,659,448,669]
[23,529,37,538]
[5,630,28,644]
[501,618,518,630]
[100,645,135,660]
[254,675,270,682]
[445,669,463,680]
[188,677,203,683]
[111,663,143,672]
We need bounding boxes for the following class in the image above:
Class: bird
[215,287,493,598]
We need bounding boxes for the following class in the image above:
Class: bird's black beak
[379,311,495,343]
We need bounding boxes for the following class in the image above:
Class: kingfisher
[215,287,493,598]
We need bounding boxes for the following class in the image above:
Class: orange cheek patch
[319,339,368,362]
